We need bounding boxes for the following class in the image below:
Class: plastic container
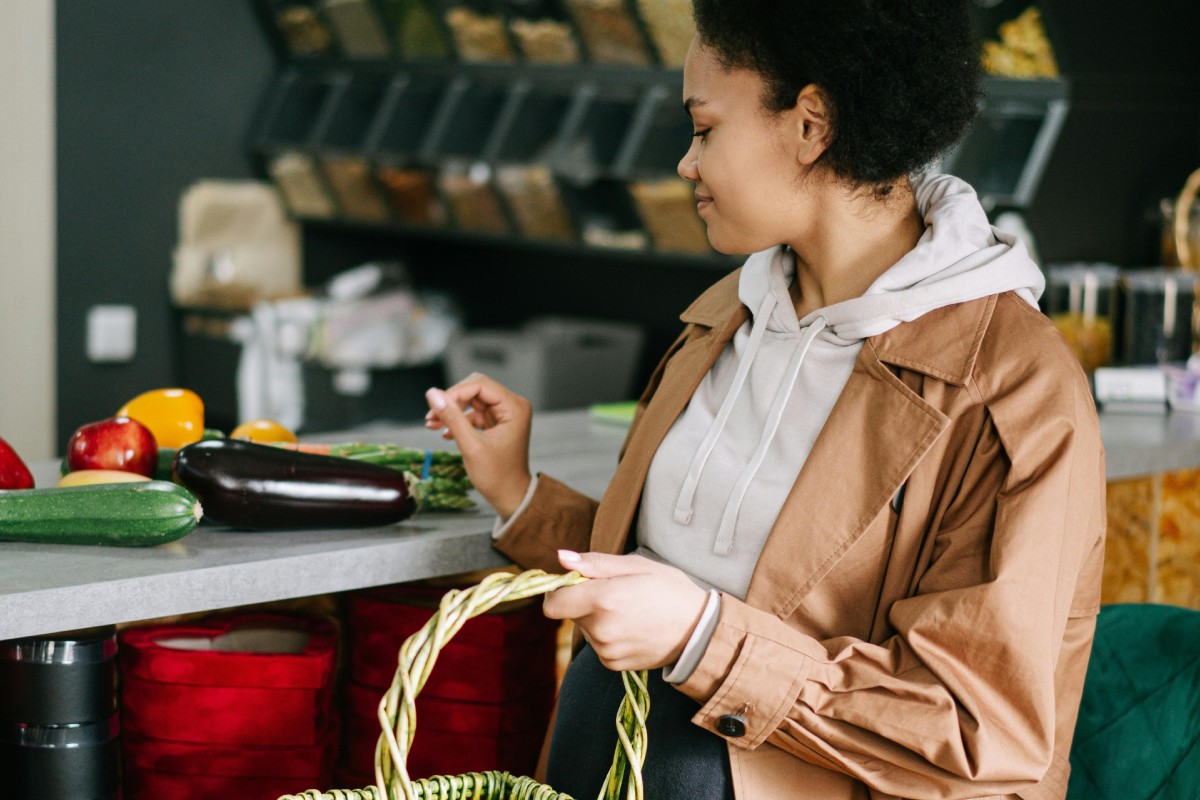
[257,71,337,149]
[439,0,517,61]
[445,317,645,409]
[1120,268,1199,365]
[1045,263,1120,371]
[317,77,392,221]
[433,80,513,233]
[271,151,338,218]
[564,0,652,65]
[634,0,694,66]
[273,2,336,56]
[492,86,576,240]
[378,0,452,58]
[502,0,581,63]
[630,178,709,254]
[258,72,340,218]
[318,78,391,221]
[321,0,392,58]
[623,89,708,253]
[371,75,453,225]
[552,90,646,248]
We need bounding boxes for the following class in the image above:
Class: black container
[431,79,514,233]
[551,88,646,249]
[492,84,576,240]
[1120,268,1199,365]
[0,626,118,726]
[371,74,455,225]
[0,715,121,800]
[317,75,393,221]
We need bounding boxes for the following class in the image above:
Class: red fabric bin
[339,681,550,781]
[348,587,558,702]
[123,728,338,799]
[119,612,337,747]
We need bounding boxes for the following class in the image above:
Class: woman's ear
[793,84,831,166]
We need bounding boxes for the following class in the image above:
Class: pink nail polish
[426,388,447,411]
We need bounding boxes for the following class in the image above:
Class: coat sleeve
[493,326,697,572]
[675,367,1106,799]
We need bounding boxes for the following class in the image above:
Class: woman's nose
[677,143,699,181]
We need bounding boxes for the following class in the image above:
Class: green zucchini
[0,481,202,547]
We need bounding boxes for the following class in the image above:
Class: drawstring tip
[673,509,694,525]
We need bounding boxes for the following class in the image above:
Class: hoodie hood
[639,173,1046,598]
[739,172,1045,343]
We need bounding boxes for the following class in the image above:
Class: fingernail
[558,549,581,563]
[426,387,447,411]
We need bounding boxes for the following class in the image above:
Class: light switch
[86,305,137,363]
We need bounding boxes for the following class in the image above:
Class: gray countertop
[2,406,1197,641]
[0,411,627,641]
[1100,409,1200,480]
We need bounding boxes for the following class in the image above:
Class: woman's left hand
[543,550,709,671]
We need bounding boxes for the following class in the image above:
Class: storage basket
[280,569,650,800]
[1175,167,1200,270]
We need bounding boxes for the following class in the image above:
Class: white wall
[0,0,56,460]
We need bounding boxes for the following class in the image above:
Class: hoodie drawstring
[673,291,778,525]
[711,316,827,555]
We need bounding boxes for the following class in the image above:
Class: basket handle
[282,569,649,800]
[1174,167,1200,270]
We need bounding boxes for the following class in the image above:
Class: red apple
[67,416,159,477]
[0,435,35,489]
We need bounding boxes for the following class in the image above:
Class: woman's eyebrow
[683,96,708,116]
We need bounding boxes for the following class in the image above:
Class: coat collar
[678,266,998,386]
[592,268,996,614]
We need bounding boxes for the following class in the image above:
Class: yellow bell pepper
[229,418,298,444]
[117,388,205,449]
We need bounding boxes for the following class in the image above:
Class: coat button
[716,713,747,738]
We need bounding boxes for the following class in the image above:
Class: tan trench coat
[496,270,1106,800]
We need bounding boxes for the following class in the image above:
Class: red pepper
[0,436,35,490]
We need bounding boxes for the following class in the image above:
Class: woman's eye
[692,129,710,141]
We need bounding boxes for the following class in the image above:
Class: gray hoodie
[639,173,1046,680]
[495,173,1045,678]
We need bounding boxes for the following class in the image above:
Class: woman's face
[678,38,813,255]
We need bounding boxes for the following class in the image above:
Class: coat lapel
[591,272,747,556]
[745,292,1001,617]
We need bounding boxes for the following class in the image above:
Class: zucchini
[173,438,419,530]
[0,481,202,547]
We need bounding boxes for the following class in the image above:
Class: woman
[425,1,1105,797]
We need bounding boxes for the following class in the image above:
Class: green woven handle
[279,569,650,800]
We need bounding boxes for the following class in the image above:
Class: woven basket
[1175,167,1200,270]
[279,569,650,800]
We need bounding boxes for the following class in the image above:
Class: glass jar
[1045,263,1119,372]
[1120,268,1199,365]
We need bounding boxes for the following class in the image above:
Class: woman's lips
[696,194,713,213]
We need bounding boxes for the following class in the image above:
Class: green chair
[1067,603,1200,799]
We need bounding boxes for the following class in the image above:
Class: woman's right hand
[424,373,533,519]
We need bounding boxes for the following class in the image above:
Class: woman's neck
[788,179,925,318]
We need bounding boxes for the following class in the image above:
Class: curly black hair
[691,0,982,188]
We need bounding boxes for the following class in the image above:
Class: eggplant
[173,439,420,530]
